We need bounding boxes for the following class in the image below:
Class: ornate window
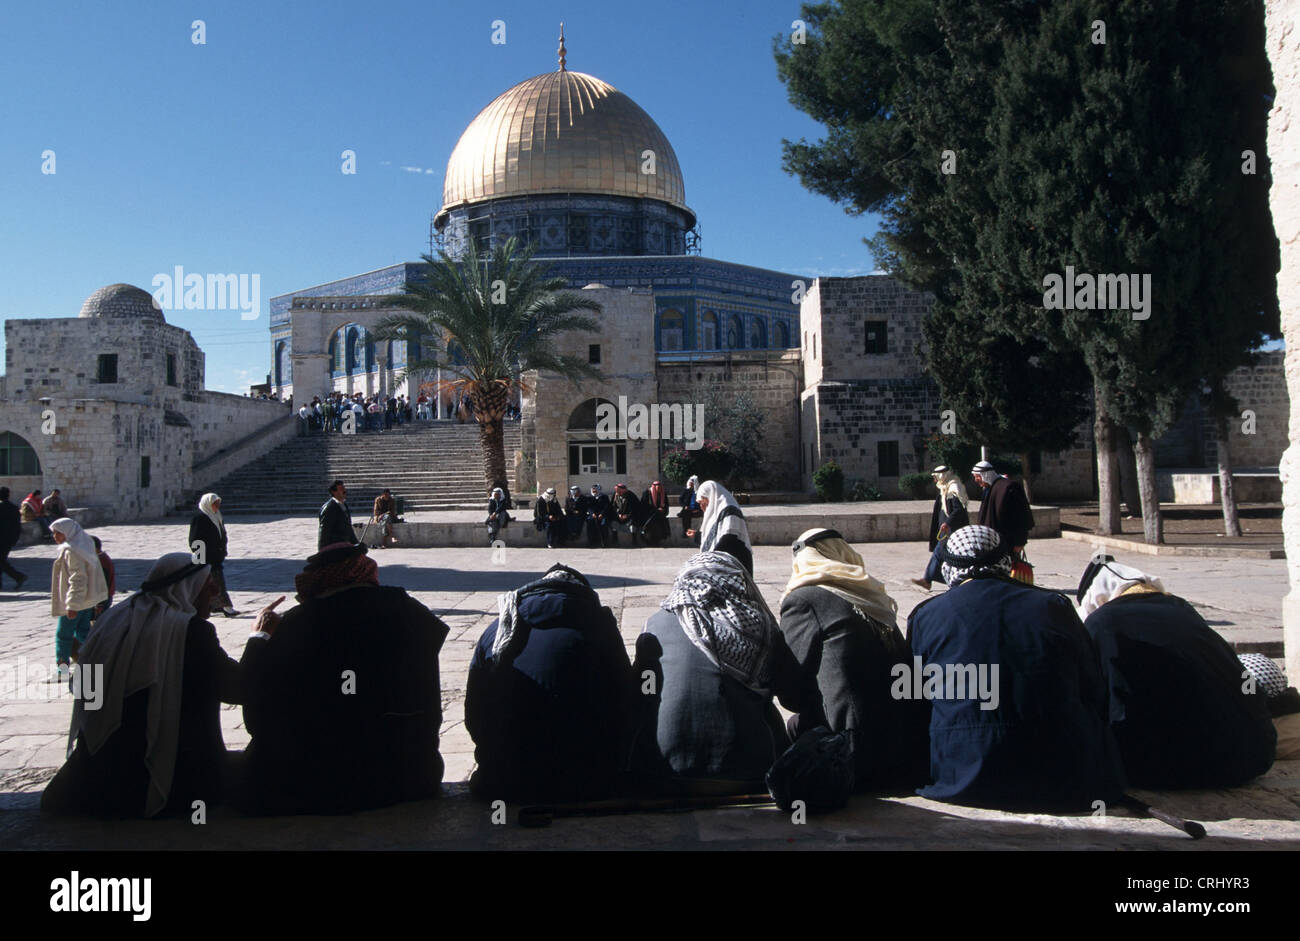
[776,321,791,348]
[727,315,743,349]
[660,311,684,351]
[701,311,718,350]
[750,319,767,349]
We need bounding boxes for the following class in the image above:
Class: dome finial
[558,22,567,71]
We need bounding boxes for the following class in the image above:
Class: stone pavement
[0,515,1296,849]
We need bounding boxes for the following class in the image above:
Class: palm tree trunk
[1133,431,1164,544]
[471,381,511,494]
[1095,391,1121,534]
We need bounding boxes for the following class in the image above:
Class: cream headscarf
[783,528,899,631]
[697,480,750,553]
[50,518,99,569]
[198,493,224,532]
[67,552,213,817]
[1078,560,1166,617]
[934,467,968,508]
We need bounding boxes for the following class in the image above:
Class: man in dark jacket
[465,564,633,802]
[564,485,587,541]
[237,542,449,814]
[609,484,643,547]
[0,487,26,590]
[971,461,1033,550]
[585,484,611,548]
[1078,557,1275,788]
[318,480,358,550]
[907,525,1125,810]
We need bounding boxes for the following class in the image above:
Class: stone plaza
[1,516,1296,850]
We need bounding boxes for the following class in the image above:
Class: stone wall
[1267,0,1300,684]
[654,351,802,489]
[186,392,291,463]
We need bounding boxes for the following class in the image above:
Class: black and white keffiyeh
[492,564,591,663]
[660,550,779,695]
[1239,653,1288,699]
[938,524,1012,586]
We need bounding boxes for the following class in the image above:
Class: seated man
[43,489,68,521]
[237,543,449,814]
[907,526,1125,810]
[371,488,398,548]
[631,551,801,794]
[1079,557,1275,788]
[465,564,633,802]
[42,553,242,817]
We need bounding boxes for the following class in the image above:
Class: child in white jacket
[50,518,108,670]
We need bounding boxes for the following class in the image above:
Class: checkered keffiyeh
[939,524,1012,586]
[661,551,779,695]
[1239,653,1289,699]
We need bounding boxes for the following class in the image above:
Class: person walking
[971,460,1034,582]
[189,493,240,617]
[49,518,109,674]
[0,487,27,590]
[912,465,972,591]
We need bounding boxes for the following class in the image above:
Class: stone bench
[15,507,110,546]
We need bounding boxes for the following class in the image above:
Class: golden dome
[436,69,691,226]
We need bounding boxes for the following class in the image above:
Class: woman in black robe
[42,553,242,817]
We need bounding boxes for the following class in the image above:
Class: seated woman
[238,543,449,815]
[780,528,929,791]
[42,553,241,817]
[485,486,512,545]
[465,564,633,802]
[693,480,753,575]
[631,550,800,795]
[907,526,1126,811]
[1079,558,1275,788]
[532,487,566,548]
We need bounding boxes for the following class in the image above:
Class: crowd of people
[15,469,1292,823]
[296,392,415,435]
[528,476,712,551]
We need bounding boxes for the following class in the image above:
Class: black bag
[765,726,854,814]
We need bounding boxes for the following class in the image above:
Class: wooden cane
[1121,794,1207,839]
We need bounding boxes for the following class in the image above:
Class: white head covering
[543,487,557,501]
[697,480,751,554]
[1078,560,1165,617]
[50,518,99,568]
[934,466,969,508]
[67,552,213,817]
[971,461,1000,486]
[198,492,224,532]
[686,475,700,490]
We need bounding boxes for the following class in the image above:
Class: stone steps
[188,421,524,514]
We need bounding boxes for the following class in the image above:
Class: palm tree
[374,236,603,495]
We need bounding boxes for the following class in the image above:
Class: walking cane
[518,793,774,827]
[1120,794,1207,839]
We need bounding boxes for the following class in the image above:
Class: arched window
[328,334,340,377]
[567,398,626,481]
[346,327,360,372]
[701,311,718,349]
[0,431,42,475]
[776,321,791,348]
[274,340,289,386]
[365,337,376,372]
[727,315,743,349]
[750,319,767,349]
[660,311,683,351]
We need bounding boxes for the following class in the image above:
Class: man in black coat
[971,461,1033,550]
[237,543,449,814]
[318,480,358,550]
[585,484,611,548]
[0,487,26,590]
[609,484,643,547]
[563,485,587,541]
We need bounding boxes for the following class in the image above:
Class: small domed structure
[79,283,165,322]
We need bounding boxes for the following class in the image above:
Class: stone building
[0,283,290,522]
[265,48,1284,502]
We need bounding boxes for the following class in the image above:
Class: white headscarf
[198,493,224,532]
[934,467,969,508]
[543,487,557,502]
[686,475,700,490]
[67,552,213,817]
[1079,560,1165,617]
[50,518,99,568]
[783,528,899,631]
[697,480,751,554]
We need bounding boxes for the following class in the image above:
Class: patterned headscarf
[661,550,779,695]
[938,524,1012,586]
[1239,653,1289,699]
[294,542,379,601]
[493,564,592,664]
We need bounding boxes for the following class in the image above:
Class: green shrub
[899,472,932,499]
[813,460,845,502]
[661,439,736,487]
[848,479,885,501]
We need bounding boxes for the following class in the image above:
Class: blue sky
[0,0,880,394]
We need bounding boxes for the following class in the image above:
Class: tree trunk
[1117,427,1142,518]
[1216,412,1243,537]
[471,380,511,494]
[1094,393,1121,534]
[1019,452,1034,504]
[1133,431,1163,544]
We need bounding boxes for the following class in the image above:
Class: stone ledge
[1061,529,1286,560]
